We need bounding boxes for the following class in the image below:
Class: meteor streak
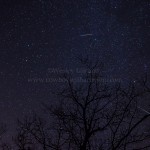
[138,106,150,115]
[80,34,93,37]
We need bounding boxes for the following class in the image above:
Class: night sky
[0,0,150,138]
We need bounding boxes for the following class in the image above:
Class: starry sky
[0,0,150,136]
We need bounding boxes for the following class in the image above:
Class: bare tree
[17,60,150,150]
[14,117,37,150]
[45,60,150,150]
[15,116,58,150]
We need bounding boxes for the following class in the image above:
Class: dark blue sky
[0,0,149,137]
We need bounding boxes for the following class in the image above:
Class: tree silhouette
[14,118,34,150]
[17,60,150,150]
